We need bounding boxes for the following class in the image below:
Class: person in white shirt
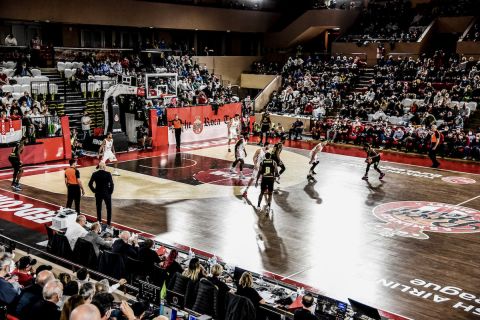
[81,110,92,140]
[4,34,17,46]
[65,215,88,250]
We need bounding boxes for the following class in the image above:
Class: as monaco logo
[370,201,480,239]
[192,116,203,134]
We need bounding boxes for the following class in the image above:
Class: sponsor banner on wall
[0,119,22,143]
[166,103,241,145]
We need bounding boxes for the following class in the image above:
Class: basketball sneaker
[239,172,245,179]
[379,173,385,180]
[361,175,368,181]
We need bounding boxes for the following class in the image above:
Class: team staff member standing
[429,125,441,168]
[9,136,27,191]
[88,162,114,226]
[171,114,183,151]
[65,159,85,213]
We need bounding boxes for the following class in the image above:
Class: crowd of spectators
[257,50,480,161]
[264,55,363,115]
[339,0,424,43]
[0,89,62,141]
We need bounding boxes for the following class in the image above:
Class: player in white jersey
[227,114,241,152]
[242,142,270,197]
[98,132,120,176]
[230,135,247,179]
[307,140,327,182]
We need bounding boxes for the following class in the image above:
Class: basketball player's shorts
[228,129,238,140]
[261,125,270,133]
[261,178,274,193]
[102,151,117,163]
[8,156,21,169]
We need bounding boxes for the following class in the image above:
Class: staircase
[40,68,90,130]
[354,67,375,92]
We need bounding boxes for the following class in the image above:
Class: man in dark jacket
[15,270,55,318]
[112,231,139,263]
[294,294,318,320]
[137,239,160,277]
[24,279,63,320]
[88,162,114,226]
[224,292,256,320]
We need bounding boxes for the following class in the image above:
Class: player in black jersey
[255,152,278,212]
[258,111,271,146]
[362,143,385,181]
[9,137,27,191]
[271,138,286,183]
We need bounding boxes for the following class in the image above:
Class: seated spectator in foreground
[0,253,21,308]
[207,264,230,294]
[182,257,207,283]
[65,214,88,250]
[294,294,317,320]
[59,294,84,320]
[12,255,36,286]
[162,249,183,279]
[91,292,115,320]
[58,272,72,288]
[15,269,55,318]
[82,222,113,257]
[236,272,265,317]
[94,278,127,294]
[76,268,90,287]
[79,282,95,304]
[59,280,80,309]
[70,304,101,320]
[112,231,139,263]
[138,239,161,277]
[25,279,63,320]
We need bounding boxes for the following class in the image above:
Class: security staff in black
[256,152,278,211]
[9,137,27,191]
[258,112,271,146]
[88,162,114,226]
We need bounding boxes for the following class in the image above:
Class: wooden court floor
[2,142,480,320]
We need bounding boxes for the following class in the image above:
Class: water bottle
[188,247,195,260]
[211,255,217,266]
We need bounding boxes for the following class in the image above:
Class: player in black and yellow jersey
[255,152,278,212]
[9,137,27,191]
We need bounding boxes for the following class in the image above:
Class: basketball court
[0,139,479,320]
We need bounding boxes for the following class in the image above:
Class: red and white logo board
[166,103,241,145]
